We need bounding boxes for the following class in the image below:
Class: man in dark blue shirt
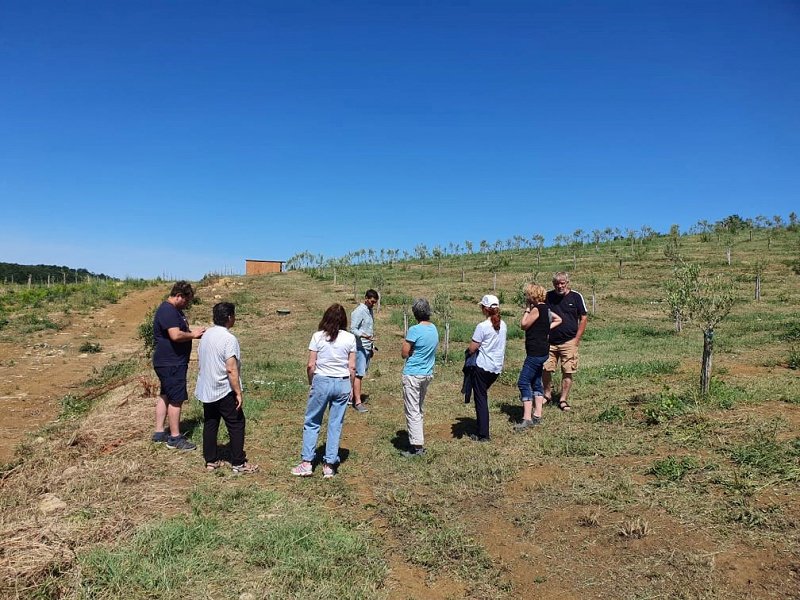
[151,281,205,450]
[543,272,588,411]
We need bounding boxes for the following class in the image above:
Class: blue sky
[1,1,798,279]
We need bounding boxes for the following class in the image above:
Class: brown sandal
[205,460,224,471]
[558,400,571,412]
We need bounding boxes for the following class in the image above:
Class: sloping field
[1,231,799,599]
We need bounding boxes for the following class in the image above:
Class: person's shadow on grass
[182,415,202,439]
[390,430,410,451]
[313,445,351,465]
[498,402,523,423]
[451,417,475,439]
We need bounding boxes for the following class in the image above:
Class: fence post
[444,322,450,363]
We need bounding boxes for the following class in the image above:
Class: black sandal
[558,400,571,412]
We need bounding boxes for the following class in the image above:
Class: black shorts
[154,364,189,406]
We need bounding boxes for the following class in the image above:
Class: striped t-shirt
[195,325,241,403]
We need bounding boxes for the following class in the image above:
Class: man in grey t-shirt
[195,302,258,474]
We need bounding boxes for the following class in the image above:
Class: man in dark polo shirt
[151,281,205,450]
[543,272,588,411]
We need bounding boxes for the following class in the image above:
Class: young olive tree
[486,253,509,291]
[754,259,765,301]
[433,290,454,362]
[370,271,386,312]
[586,274,600,315]
[669,263,737,394]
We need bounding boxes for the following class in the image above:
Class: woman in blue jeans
[515,284,562,431]
[291,304,356,479]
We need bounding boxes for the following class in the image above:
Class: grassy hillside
[0,277,157,340]
[1,227,799,598]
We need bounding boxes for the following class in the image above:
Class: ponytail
[486,306,501,331]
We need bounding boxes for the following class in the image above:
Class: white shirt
[309,330,356,377]
[472,318,507,374]
[195,325,240,403]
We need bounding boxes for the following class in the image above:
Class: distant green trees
[0,262,112,284]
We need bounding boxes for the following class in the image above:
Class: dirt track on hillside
[0,286,166,463]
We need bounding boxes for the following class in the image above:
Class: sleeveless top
[524,303,550,357]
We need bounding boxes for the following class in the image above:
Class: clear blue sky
[1,1,798,279]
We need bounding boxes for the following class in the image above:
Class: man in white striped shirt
[195,302,258,474]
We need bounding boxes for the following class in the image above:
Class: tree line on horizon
[0,262,114,285]
[284,212,798,272]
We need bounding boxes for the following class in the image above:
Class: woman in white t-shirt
[465,294,507,442]
[291,304,356,479]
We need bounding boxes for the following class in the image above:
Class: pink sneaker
[291,461,313,477]
[322,463,335,479]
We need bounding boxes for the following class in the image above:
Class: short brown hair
[170,281,195,299]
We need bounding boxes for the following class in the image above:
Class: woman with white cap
[465,294,507,442]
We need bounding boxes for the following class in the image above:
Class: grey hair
[411,298,432,322]
[552,271,570,284]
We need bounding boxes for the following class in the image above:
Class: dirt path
[0,286,165,462]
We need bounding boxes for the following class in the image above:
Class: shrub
[780,323,800,342]
[381,293,413,307]
[18,313,60,333]
[789,348,800,370]
[596,405,626,423]
[138,307,156,357]
[60,394,91,419]
[642,392,690,424]
[79,341,102,353]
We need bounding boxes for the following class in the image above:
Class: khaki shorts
[544,339,579,374]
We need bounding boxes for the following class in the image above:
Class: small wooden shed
[245,259,284,275]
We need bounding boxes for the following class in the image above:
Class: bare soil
[0,286,165,462]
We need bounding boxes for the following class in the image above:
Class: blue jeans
[355,348,372,377]
[301,375,350,464]
[517,354,548,401]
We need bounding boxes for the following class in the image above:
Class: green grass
[727,422,800,482]
[377,488,494,579]
[84,358,138,388]
[76,485,388,599]
[647,455,701,483]
[582,359,679,384]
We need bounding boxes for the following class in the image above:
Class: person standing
[400,298,439,457]
[151,281,205,450]
[543,272,588,411]
[515,284,562,431]
[466,294,507,442]
[350,289,379,413]
[195,302,258,474]
[291,304,356,479]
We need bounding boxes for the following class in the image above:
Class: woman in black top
[515,284,562,431]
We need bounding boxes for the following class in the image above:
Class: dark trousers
[203,391,246,466]
[472,367,498,439]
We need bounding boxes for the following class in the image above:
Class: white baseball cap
[479,294,500,308]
